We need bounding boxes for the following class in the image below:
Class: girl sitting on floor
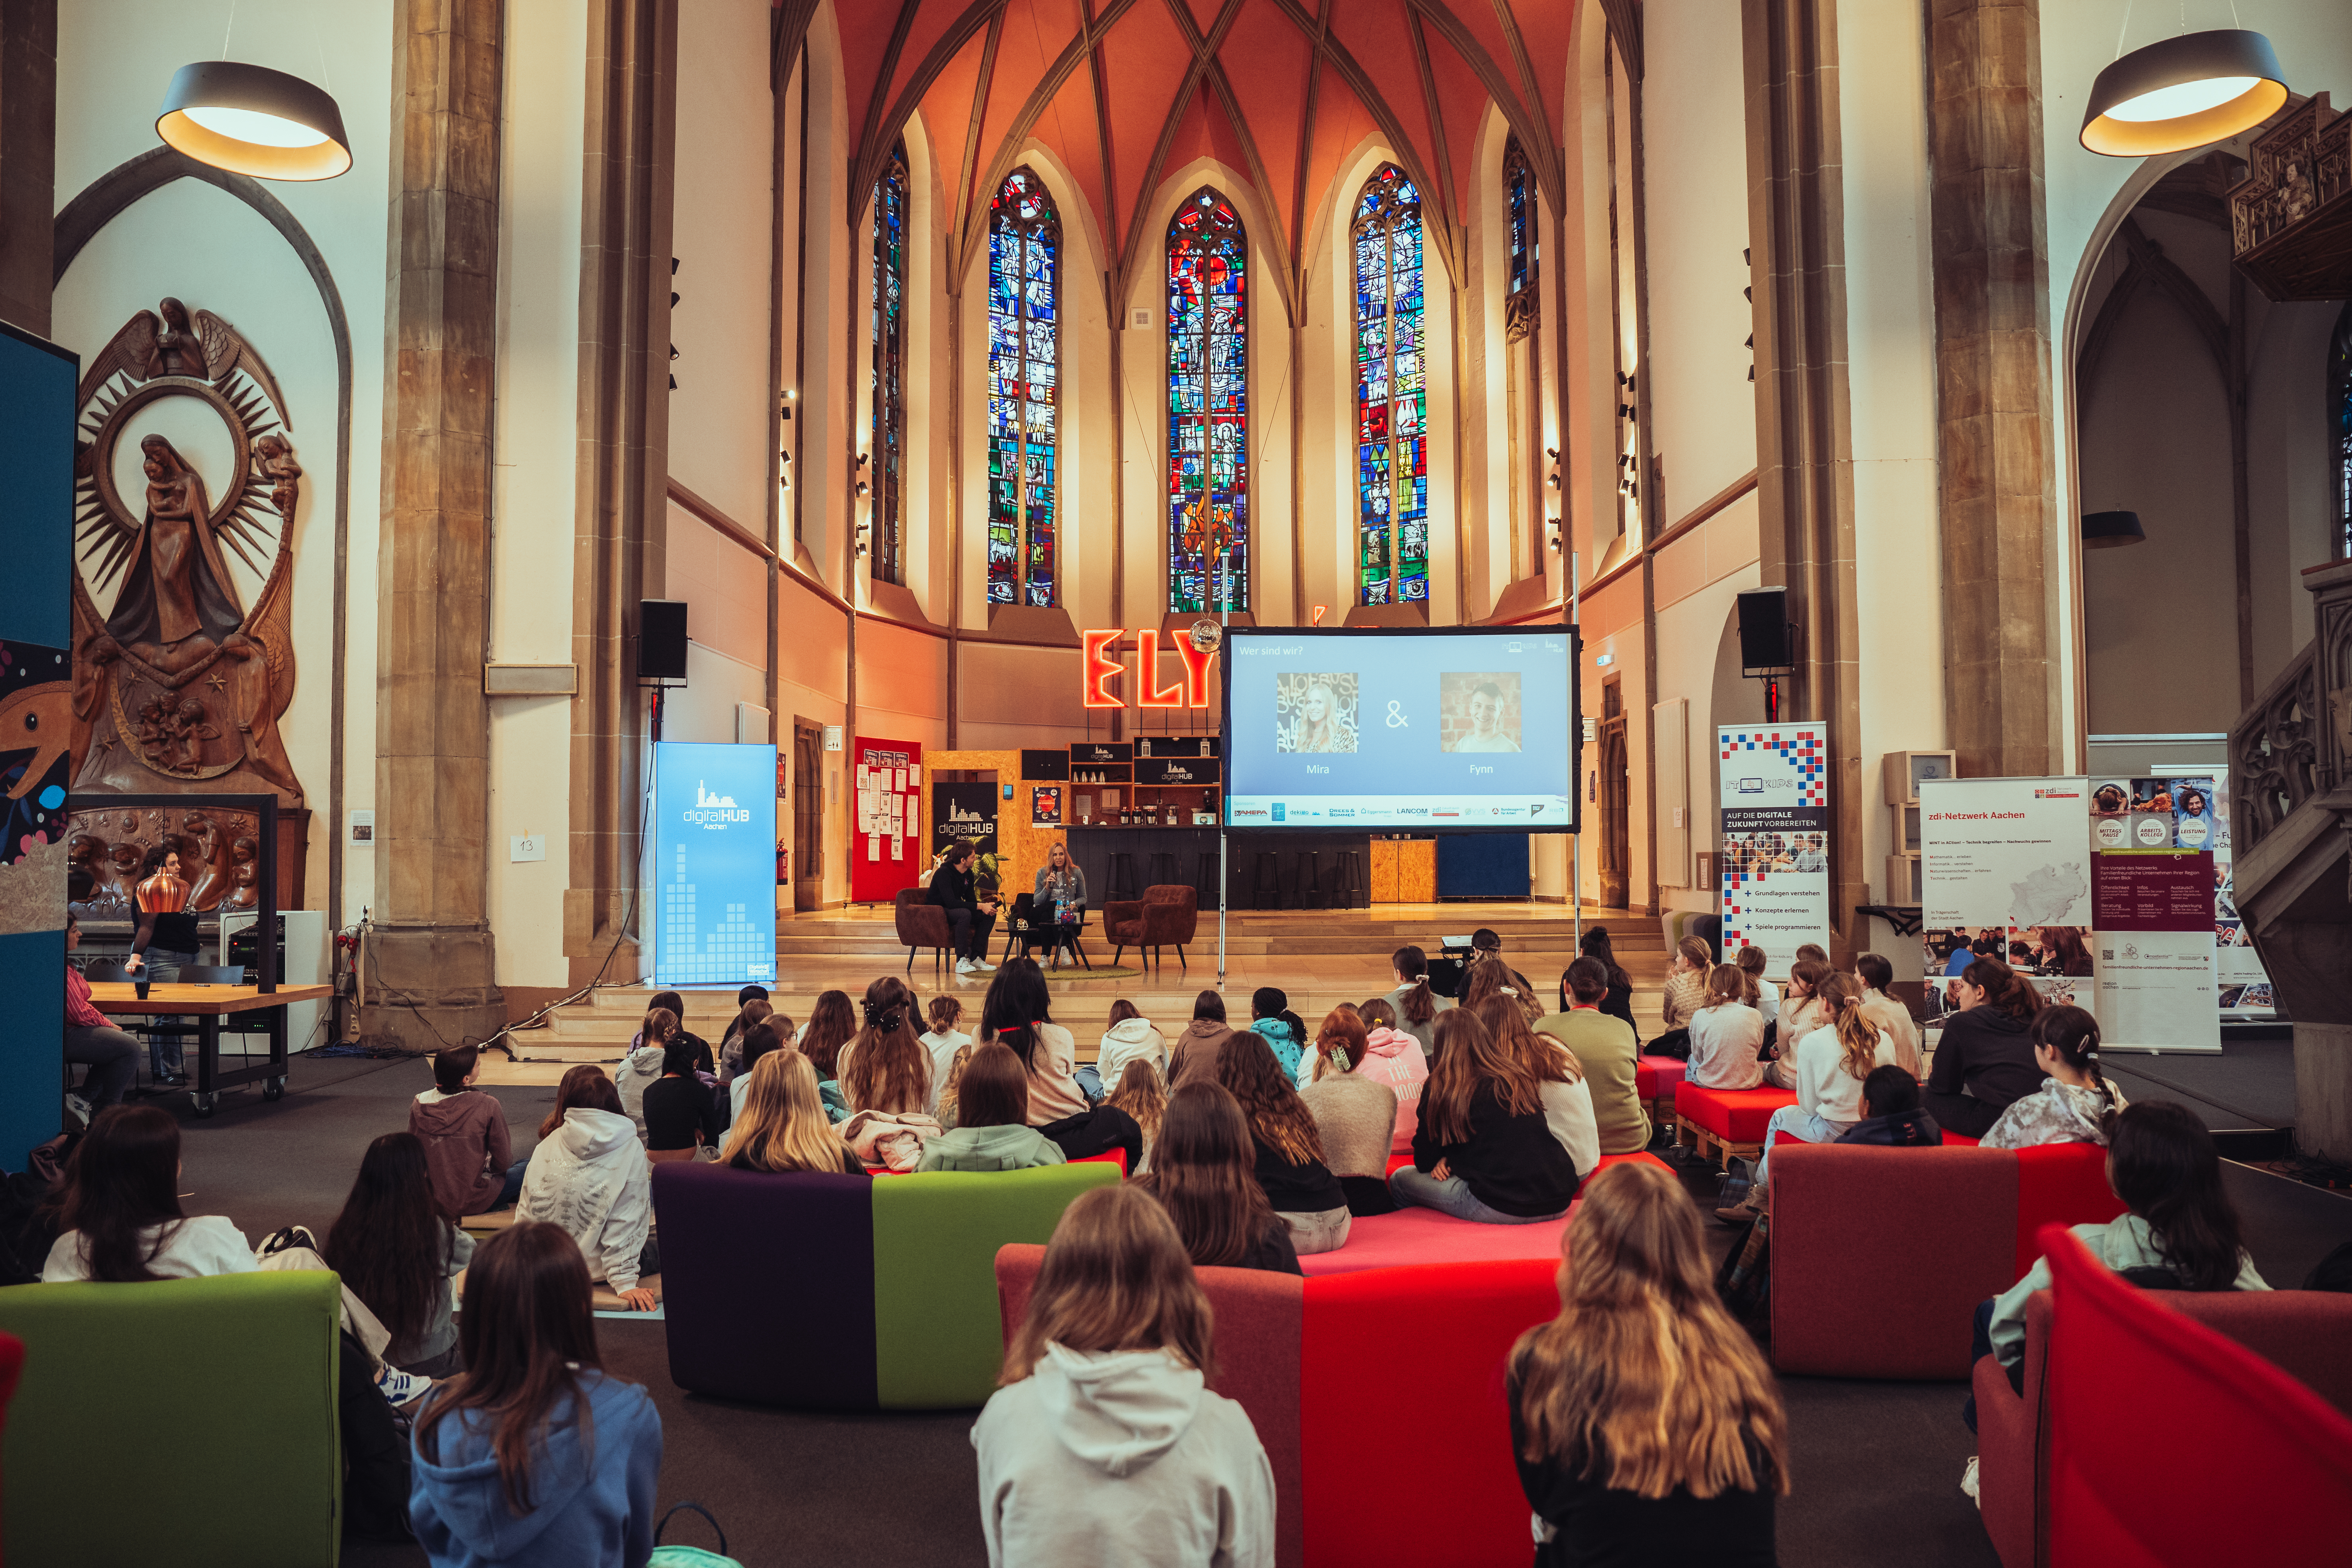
[411,1222,663,1568]
[838,977,933,1117]
[920,995,972,1116]
[515,1067,658,1312]
[721,1050,865,1175]
[717,997,772,1084]
[1685,964,1764,1093]
[729,1021,787,1121]
[1477,995,1599,1178]
[1104,1058,1168,1173]
[1298,1006,1402,1216]
[1389,1009,1580,1226]
[1214,1030,1351,1255]
[919,1043,1069,1173]
[1349,997,1430,1153]
[975,1182,1277,1568]
[1510,1161,1787,1566]
[1764,957,1832,1088]
[41,1104,255,1282]
[1136,1081,1303,1276]
[1978,1004,2128,1150]
[1719,972,1898,1224]
[797,990,859,1122]
[326,1131,474,1377]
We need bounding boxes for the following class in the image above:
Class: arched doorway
[1598,678,1629,908]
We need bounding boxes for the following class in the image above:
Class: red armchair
[1104,884,1198,974]
[894,887,955,975]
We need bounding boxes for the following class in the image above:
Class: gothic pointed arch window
[987,168,1060,606]
[1503,135,1538,343]
[2332,301,2352,559]
[1167,188,1249,614]
[870,140,909,584]
[1353,164,1427,605]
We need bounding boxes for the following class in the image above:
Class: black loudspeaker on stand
[1736,587,1796,722]
[639,599,687,742]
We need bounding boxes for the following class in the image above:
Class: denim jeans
[1755,1103,1856,1186]
[1387,1166,1567,1226]
[1276,1205,1353,1254]
[140,947,197,1077]
[1074,1064,1105,1102]
[496,1157,530,1209]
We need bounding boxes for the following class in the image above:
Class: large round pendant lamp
[2080,29,2287,157]
[156,61,351,180]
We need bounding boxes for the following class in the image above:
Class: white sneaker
[1960,1455,1980,1507]
[63,1094,92,1130]
[377,1364,432,1407]
[955,958,976,974]
[971,958,997,972]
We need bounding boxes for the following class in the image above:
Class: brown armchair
[895,887,954,975]
[1104,884,1198,975]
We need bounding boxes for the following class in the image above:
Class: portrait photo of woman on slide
[1276,673,1359,754]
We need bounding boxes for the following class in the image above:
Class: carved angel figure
[169,697,219,771]
[79,298,292,424]
[255,433,302,520]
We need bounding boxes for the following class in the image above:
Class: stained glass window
[987,168,1060,606]
[870,141,908,585]
[1353,165,1427,605]
[1167,189,1249,614]
[1503,135,1538,343]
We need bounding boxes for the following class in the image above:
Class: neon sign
[1079,629,1218,709]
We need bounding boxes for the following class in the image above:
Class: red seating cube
[1633,1053,1685,1100]
[1673,1080,1796,1161]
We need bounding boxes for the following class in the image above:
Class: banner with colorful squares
[1716,725,1831,974]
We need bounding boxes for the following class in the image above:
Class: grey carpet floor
[194,1048,2344,1568]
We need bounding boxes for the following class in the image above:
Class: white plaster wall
[665,641,769,744]
[1837,0,1945,906]
[668,0,777,541]
[1653,559,1761,915]
[1640,0,1758,513]
[54,0,394,930]
[485,0,589,987]
[798,2,851,587]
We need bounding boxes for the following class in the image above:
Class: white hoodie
[614,1044,664,1136]
[515,1107,653,1293]
[973,1343,1276,1568]
[1097,1017,1169,1089]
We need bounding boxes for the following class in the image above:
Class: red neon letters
[1078,629,1218,709]
[1081,629,1124,708]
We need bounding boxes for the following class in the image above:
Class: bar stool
[1293,851,1323,909]
[1331,849,1364,910]
[1146,851,1179,889]
[1195,852,1222,906]
[1251,852,1281,909]
[1106,852,1138,903]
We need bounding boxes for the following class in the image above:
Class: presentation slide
[1221,626,1578,832]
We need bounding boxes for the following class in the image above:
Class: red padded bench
[1634,1053,1684,1132]
[1768,1141,2124,1378]
[1673,1079,1796,1163]
[1381,1150,1669,1178]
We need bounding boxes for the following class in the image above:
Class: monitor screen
[1220,626,1579,832]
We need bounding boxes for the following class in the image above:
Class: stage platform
[476,902,1669,1084]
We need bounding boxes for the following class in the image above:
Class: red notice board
[850,737,923,905]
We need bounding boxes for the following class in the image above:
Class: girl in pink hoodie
[1345,999,1429,1151]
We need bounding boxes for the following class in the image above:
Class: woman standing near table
[1032,841,1088,970]
[125,843,198,1088]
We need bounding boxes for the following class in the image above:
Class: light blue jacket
[412,1370,662,1568]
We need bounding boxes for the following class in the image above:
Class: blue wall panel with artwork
[652,742,779,990]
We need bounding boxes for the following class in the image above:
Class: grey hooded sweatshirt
[973,1343,1276,1568]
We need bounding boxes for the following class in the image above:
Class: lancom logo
[685,779,751,830]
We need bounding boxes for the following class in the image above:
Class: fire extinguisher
[776,842,789,885]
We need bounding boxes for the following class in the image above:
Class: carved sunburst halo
[74,373,287,600]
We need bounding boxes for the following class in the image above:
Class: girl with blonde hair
[1475,995,1598,1178]
[1388,1009,1579,1225]
[838,977,932,1116]
[1104,1057,1168,1172]
[976,1183,1277,1567]
[1721,971,1898,1223]
[1510,1162,1786,1562]
[721,1051,864,1176]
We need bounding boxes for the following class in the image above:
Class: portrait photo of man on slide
[1441,672,1521,753]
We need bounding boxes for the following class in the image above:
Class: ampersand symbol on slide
[1385,701,1408,728]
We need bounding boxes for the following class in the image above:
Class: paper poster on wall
[2119,767,2271,1019]
[850,737,924,905]
[2091,849,2221,1053]
[1919,777,2093,1024]
[1716,725,1830,970]
[1031,785,1063,827]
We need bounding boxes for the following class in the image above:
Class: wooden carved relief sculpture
[68,298,304,806]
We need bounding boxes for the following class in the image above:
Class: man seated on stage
[928,841,999,976]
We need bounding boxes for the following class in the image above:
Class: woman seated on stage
[1029,842,1087,970]
[1135,1081,1302,1275]
[1213,1031,1351,1255]
[1390,1010,1580,1226]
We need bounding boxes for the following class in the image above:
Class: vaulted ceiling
[775,0,1630,319]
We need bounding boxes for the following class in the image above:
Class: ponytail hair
[1674,936,1712,972]
[1393,945,1436,1026]
[1814,972,1880,1082]
[2031,1004,2109,1099]
[1702,965,1745,1008]
[1961,957,2046,1022]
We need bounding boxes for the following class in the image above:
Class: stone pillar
[364,0,505,1049]
[564,0,676,985]
[0,0,55,336]
[1927,0,2058,776]
[1742,0,1865,960]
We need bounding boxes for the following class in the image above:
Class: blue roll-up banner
[652,742,779,989]
[0,321,77,1164]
